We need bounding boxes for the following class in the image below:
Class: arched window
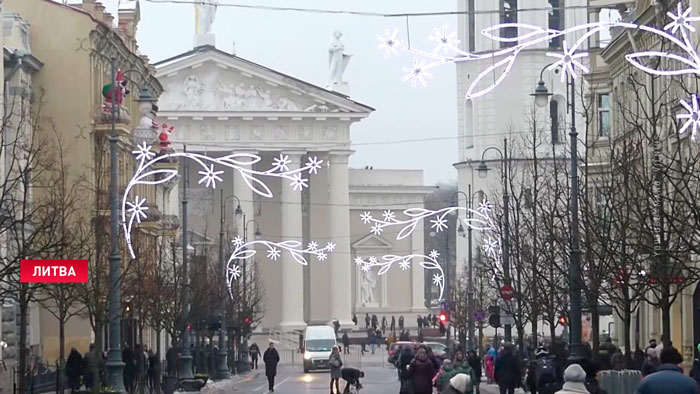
[501,0,518,48]
[550,98,560,144]
[548,0,562,48]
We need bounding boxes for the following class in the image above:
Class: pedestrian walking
[66,347,83,393]
[165,340,178,377]
[333,319,341,336]
[526,347,563,394]
[263,340,280,393]
[637,347,699,394]
[381,316,387,333]
[494,344,520,394]
[147,349,158,394]
[435,349,475,392]
[365,313,371,329]
[352,314,358,326]
[372,314,378,330]
[642,347,660,376]
[405,345,437,394]
[249,343,260,370]
[391,315,396,332]
[399,316,405,330]
[466,350,481,394]
[329,346,343,394]
[122,345,136,393]
[555,364,589,394]
[397,344,415,383]
[610,348,625,371]
[417,315,423,329]
[342,332,350,355]
[484,345,496,384]
[369,330,377,354]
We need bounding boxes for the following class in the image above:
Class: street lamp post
[476,140,511,343]
[450,191,468,349]
[216,191,242,380]
[106,59,155,394]
[531,65,584,359]
[178,147,195,382]
[465,186,483,351]
[236,216,260,373]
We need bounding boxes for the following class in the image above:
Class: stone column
[411,216,427,312]
[328,151,354,328]
[233,150,256,238]
[278,152,307,330]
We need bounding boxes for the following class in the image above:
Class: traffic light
[439,312,448,323]
[244,316,251,324]
[488,305,501,328]
[558,315,568,326]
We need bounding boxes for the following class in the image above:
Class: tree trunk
[92,320,103,394]
[591,307,600,359]
[623,308,632,357]
[549,319,556,345]
[155,330,162,394]
[59,313,66,394]
[18,285,29,394]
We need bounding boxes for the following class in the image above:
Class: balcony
[94,103,131,125]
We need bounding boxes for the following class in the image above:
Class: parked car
[387,341,417,364]
[423,342,447,359]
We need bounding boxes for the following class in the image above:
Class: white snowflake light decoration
[546,40,589,82]
[677,94,700,140]
[226,238,336,297]
[122,145,325,259]
[232,236,244,247]
[382,210,396,222]
[429,250,440,260]
[325,242,336,252]
[430,217,448,232]
[377,28,401,58]
[355,252,445,300]
[360,212,373,224]
[376,3,700,118]
[402,58,433,88]
[198,164,224,189]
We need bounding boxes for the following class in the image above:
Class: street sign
[500,284,514,301]
[474,309,486,322]
[499,300,515,326]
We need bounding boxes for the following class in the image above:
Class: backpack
[535,358,558,387]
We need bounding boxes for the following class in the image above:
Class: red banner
[20,260,88,283]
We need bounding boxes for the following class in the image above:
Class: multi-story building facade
[1,0,170,364]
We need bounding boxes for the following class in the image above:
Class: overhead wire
[142,0,629,18]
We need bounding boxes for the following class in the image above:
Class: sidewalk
[200,370,260,394]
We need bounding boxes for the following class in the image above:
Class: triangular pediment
[352,234,393,250]
[154,46,373,116]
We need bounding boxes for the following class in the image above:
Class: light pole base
[178,353,195,381]
[105,357,127,394]
[215,351,230,380]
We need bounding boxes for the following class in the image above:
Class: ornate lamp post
[236,216,260,373]
[216,191,242,380]
[476,140,511,343]
[531,65,584,359]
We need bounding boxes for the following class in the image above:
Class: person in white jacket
[555,364,590,394]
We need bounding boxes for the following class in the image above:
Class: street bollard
[599,370,642,394]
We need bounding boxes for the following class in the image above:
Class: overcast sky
[96,0,458,185]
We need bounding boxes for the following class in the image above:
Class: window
[548,0,562,48]
[501,0,518,48]
[598,93,611,137]
[599,8,621,48]
[550,99,560,144]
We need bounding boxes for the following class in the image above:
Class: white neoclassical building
[155,22,429,330]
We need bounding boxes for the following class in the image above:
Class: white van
[302,325,337,373]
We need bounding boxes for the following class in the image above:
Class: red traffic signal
[187,324,192,331]
[439,313,447,322]
[558,315,567,326]
[243,317,251,324]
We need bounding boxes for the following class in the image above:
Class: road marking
[254,374,291,392]
[274,376,290,390]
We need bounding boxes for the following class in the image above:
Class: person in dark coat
[579,358,607,394]
[352,314,358,326]
[406,346,437,394]
[494,344,520,394]
[466,349,482,394]
[381,316,387,333]
[371,314,378,330]
[263,341,280,393]
[399,316,405,330]
[365,313,371,329]
[66,347,83,393]
[398,344,415,383]
[122,345,136,393]
[165,340,178,377]
[342,332,350,355]
[249,343,260,370]
[83,344,97,390]
[637,347,699,394]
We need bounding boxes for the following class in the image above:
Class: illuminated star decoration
[677,95,700,140]
[429,25,460,54]
[123,149,325,260]
[429,249,440,260]
[376,28,400,58]
[226,238,337,297]
[354,253,445,300]
[360,212,373,224]
[430,216,448,232]
[383,210,396,222]
[665,3,700,34]
[402,58,433,87]
[371,223,383,235]
[198,164,224,188]
[546,40,589,82]
[126,196,149,223]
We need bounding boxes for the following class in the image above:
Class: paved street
[207,365,398,394]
